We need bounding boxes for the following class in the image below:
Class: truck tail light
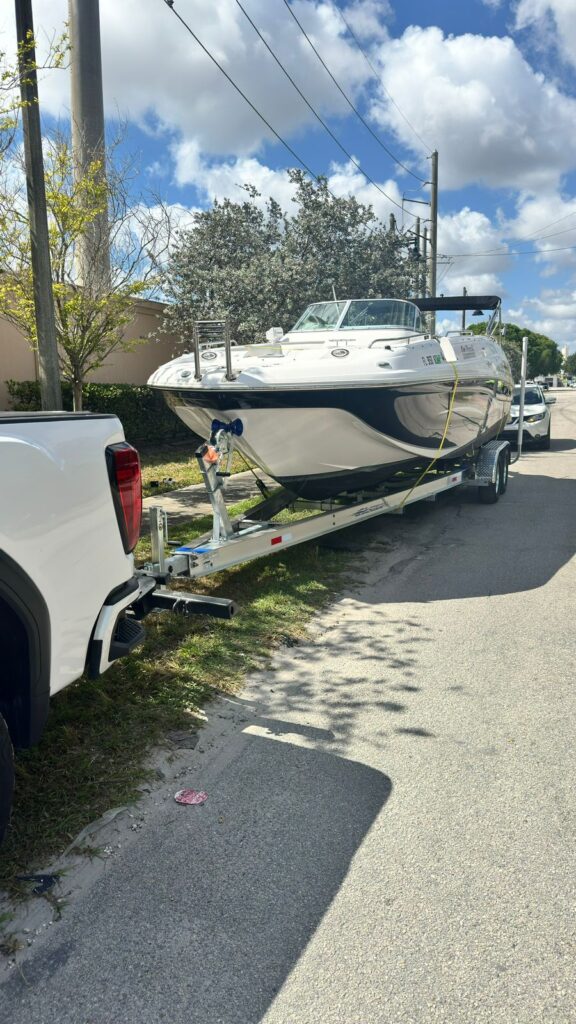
[106,443,142,553]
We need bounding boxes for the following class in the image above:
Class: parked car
[502,385,555,449]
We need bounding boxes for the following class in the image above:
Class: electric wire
[160,0,335,195]
[524,224,576,242]
[234,0,407,213]
[327,0,433,154]
[445,244,576,257]
[516,209,576,243]
[280,0,427,184]
[453,212,576,260]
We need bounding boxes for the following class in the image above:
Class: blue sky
[3,0,576,350]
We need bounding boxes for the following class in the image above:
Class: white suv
[502,385,554,449]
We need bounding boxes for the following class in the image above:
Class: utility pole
[15,0,62,409]
[69,0,110,292]
[427,150,438,333]
[421,226,428,301]
[412,216,420,298]
[461,286,467,332]
[389,213,396,234]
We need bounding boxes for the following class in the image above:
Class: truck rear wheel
[0,712,14,845]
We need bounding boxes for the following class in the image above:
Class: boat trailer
[139,426,511,588]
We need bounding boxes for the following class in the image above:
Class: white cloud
[504,192,576,271]
[172,147,406,223]
[368,25,576,191]
[338,0,392,42]
[514,0,576,70]
[505,287,576,347]
[15,0,378,157]
[437,206,509,295]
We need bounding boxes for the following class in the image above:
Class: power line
[527,224,576,242]
[160,0,333,194]
[516,206,573,242]
[475,212,576,258]
[446,244,576,257]
[234,0,407,214]
[280,0,426,184]
[327,0,433,154]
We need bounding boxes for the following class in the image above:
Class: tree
[564,351,576,375]
[164,170,417,345]
[1,30,67,156]
[0,131,172,408]
[469,320,562,378]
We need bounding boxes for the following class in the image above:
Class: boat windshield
[340,299,422,331]
[291,301,347,332]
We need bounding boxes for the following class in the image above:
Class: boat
[148,295,513,499]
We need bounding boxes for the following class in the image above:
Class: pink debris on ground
[174,789,208,805]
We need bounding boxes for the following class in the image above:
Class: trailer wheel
[499,449,510,493]
[0,712,14,845]
[479,452,504,504]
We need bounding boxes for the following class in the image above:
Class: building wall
[0,299,183,409]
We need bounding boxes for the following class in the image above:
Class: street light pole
[14,0,62,409]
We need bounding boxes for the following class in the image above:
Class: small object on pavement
[16,873,60,896]
[174,789,208,805]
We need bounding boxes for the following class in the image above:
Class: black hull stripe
[166,382,510,453]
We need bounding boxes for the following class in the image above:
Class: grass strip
[0,501,351,897]
[139,443,250,498]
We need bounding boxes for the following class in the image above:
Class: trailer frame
[139,432,511,586]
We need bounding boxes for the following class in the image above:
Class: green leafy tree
[562,351,576,376]
[164,170,417,344]
[0,131,172,408]
[469,320,562,378]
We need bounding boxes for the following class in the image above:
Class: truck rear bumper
[87,575,237,679]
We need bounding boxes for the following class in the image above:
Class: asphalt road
[2,393,575,1024]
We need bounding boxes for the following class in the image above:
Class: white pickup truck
[0,411,234,842]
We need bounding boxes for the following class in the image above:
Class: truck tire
[0,712,14,845]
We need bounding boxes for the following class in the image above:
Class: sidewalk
[142,468,276,525]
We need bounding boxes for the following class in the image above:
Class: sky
[3,0,576,350]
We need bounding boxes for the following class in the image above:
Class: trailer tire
[478,453,504,504]
[0,712,14,845]
[499,449,510,493]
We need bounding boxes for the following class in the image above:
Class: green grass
[139,443,250,498]
[0,501,351,899]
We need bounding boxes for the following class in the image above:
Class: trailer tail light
[106,443,142,553]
